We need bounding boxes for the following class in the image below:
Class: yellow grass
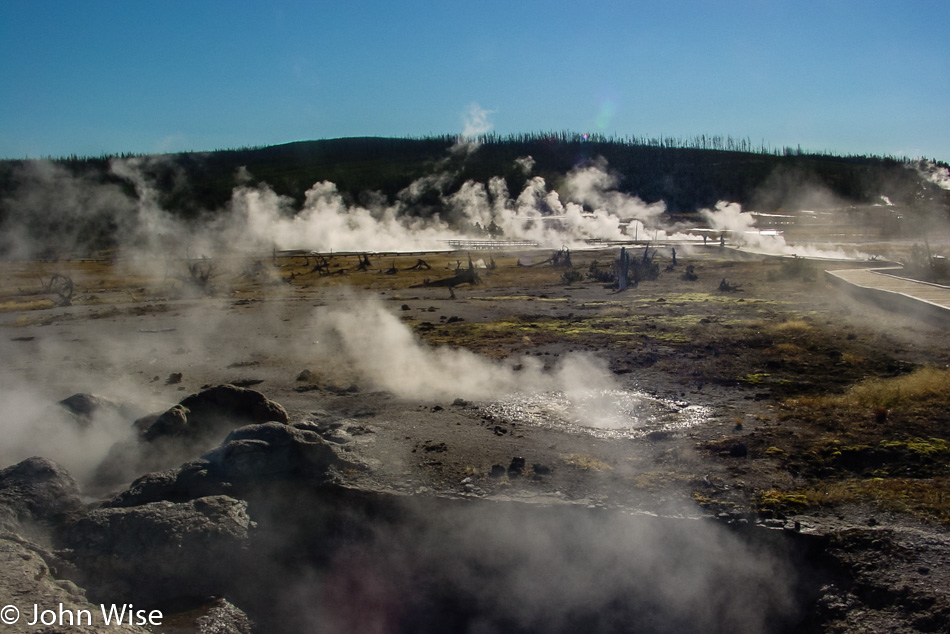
[771,319,812,333]
[844,367,950,408]
[788,366,950,412]
[757,478,950,524]
[0,299,55,312]
[562,454,613,471]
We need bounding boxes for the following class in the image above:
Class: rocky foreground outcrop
[108,421,350,507]
[0,386,294,633]
[94,384,290,488]
[2,385,948,633]
[0,426,815,633]
[62,495,252,604]
[0,457,151,633]
[0,457,82,536]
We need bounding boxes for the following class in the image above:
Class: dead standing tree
[612,246,660,291]
[552,247,572,267]
[616,247,631,291]
[356,254,372,271]
[176,258,216,295]
[47,273,74,306]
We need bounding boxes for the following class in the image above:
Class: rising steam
[314,298,636,428]
[916,160,950,191]
[701,200,869,259]
[7,137,929,267]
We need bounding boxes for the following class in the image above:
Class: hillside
[0,135,947,256]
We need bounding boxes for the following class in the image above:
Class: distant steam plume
[451,102,495,156]
[460,102,494,139]
[916,160,950,191]
[701,200,869,259]
[6,142,921,261]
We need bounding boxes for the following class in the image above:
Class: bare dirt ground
[3,245,950,632]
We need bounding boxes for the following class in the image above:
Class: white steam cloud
[315,298,624,423]
[916,160,950,191]
[701,200,869,260]
[514,155,535,174]
[96,154,675,254]
[444,159,669,247]
[225,180,456,252]
[450,102,495,156]
[6,143,914,266]
[460,102,494,139]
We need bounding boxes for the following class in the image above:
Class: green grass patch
[738,372,771,385]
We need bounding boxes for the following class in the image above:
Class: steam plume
[701,200,869,259]
[916,160,950,190]
[315,298,620,412]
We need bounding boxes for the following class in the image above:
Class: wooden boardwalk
[825,267,950,326]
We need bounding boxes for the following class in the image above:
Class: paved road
[826,267,950,325]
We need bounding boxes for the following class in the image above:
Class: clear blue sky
[1,0,947,160]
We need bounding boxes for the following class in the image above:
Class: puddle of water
[481,389,710,439]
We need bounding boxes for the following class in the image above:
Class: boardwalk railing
[443,240,540,250]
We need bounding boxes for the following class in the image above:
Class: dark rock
[166,372,183,385]
[509,457,526,476]
[57,393,113,424]
[0,535,151,633]
[109,423,351,507]
[56,393,142,429]
[132,411,161,435]
[95,386,290,489]
[0,457,82,534]
[205,422,346,483]
[489,464,507,478]
[0,459,147,631]
[532,463,552,475]
[729,443,749,458]
[61,495,252,604]
[297,369,315,382]
[326,383,359,394]
[108,460,228,507]
[144,404,190,441]
[195,597,255,634]
[144,385,288,443]
[228,378,264,388]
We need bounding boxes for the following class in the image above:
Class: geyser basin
[481,388,710,439]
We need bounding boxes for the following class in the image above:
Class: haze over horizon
[1,1,948,162]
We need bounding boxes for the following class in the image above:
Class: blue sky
[1,0,948,160]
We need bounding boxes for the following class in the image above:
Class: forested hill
[1,134,947,223]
